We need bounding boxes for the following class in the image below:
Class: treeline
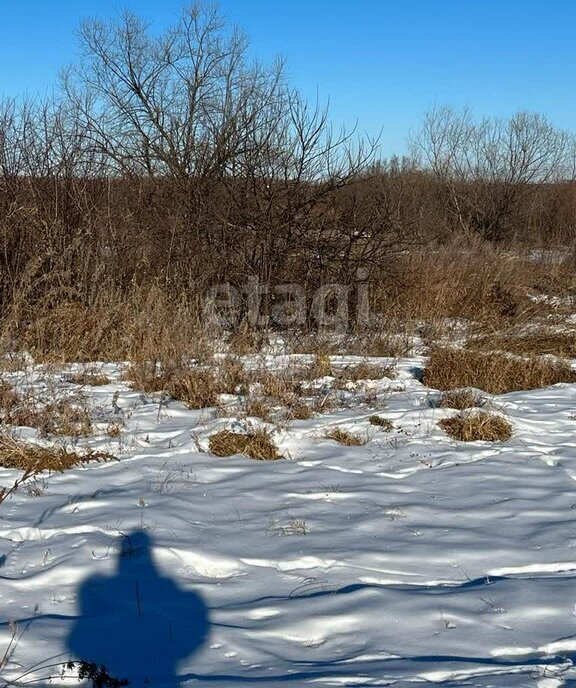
[0,4,574,358]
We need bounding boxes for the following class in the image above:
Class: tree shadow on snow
[68,529,209,686]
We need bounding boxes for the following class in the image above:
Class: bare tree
[411,106,574,241]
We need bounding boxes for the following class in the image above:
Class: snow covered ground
[1,355,576,687]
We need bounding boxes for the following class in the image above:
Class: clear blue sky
[1,0,575,155]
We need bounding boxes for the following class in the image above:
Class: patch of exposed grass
[310,354,333,378]
[349,332,411,358]
[323,427,367,446]
[439,411,512,442]
[436,389,486,410]
[166,370,219,409]
[424,347,576,394]
[0,382,20,417]
[0,380,94,436]
[123,362,171,393]
[126,363,219,409]
[286,400,314,420]
[228,323,268,355]
[67,370,111,386]
[0,433,114,471]
[245,398,273,421]
[468,331,576,358]
[368,415,393,430]
[1,394,93,437]
[106,422,123,438]
[219,357,250,395]
[339,362,396,382]
[209,429,281,460]
[255,370,299,403]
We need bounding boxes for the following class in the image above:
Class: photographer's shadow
[68,530,209,686]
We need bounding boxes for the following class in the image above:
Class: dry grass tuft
[310,353,333,378]
[439,411,512,442]
[0,380,94,436]
[123,361,171,393]
[349,331,412,358]
[106,422,123,438]
[424,347,576,394]
[0,433,114,471]
[368,415,393,430]
[0,389,93,437]
[219,357,250,395]
[339,362,396,382]
[0,382,21,417]
[166,370,219,409]
[254,370,300,404]
[286,400,314,420]
[245,398,273,421]
[436,389,486,410]
[126,363,219,409]
[323,427,367,446]
[228,323,267,355]
[209,429,281,460]
[67,370,111,386]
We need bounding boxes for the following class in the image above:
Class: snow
[1,355,576,687]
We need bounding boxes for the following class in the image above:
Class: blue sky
[1,0,575,155]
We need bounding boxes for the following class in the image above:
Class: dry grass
[0,384,93,437]
[219,357,250,395]
[106,422,123,438]
[125,363,220,409]
[439,411,512,442]
[165,370,219,409]
[349,331,412,358]
[436,389,486,410]
[310,354,333,378]
[339,362,396,382]
[254,370,300,403]
[0,433,114,471]
[67,370,111,386]
[286,400,314,420]
[368,415,393,430]
[209,429,281,460]
[381,244,567,326]
[423,347,576,394]
[123,361,171,393]
[0,382,21,418]
[245,398,273,421]
[228,323,268,355]
[468,331,576,358]
[323,427,367,446]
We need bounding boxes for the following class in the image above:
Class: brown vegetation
[0,4,573,367]
[436,389,486,410]
[209,429,281,460]
[424,347,576,394]
[439,412,513,442]
[0,433,114,471]
[368,415,393,430]
[323,427,368,446]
